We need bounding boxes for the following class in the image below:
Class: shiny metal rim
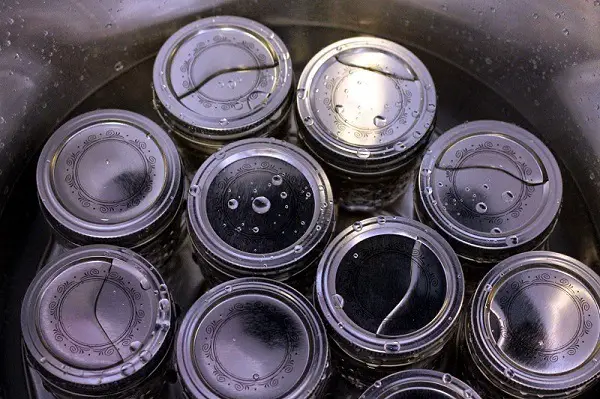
[152,16,293,137]
[469,251,600,394]
[20,245,173,388]
[36,109,183,241]
[187,137,335,273]
[418,120,562,252]
[176,278,329,399]
[315,216,464,359]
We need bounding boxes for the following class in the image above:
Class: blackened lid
[21,246,173,389]
[176,278,329,399]
[296,37,436,174]
[36,109,183,246]
[418,121,562,259]
[187,138,335,277]
[315,216,463,363]
[469,251,600,395]
[153,16,293,140]
[360,370,481,399]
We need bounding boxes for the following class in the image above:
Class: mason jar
[462,251,600,398]
[152,16,294,177]
[36,109,185,271]
[176,278,330,398]
[314,216,464,389]
[21,245,175,399]
[296,37,437,212]
[359,369,481,399]
[186,138,336,295]
[416,120,563,294]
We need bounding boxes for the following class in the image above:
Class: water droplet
[280,191,288,199]
[224,285,232,293]
[40,357,46,364]
[532,12,539,19]
[121,363,134,376]
[491,227,502,234]
[384,342,401,352]
[140,350,152,363]
[294,245,303,253]
[356,149,370,158]
[228,199,239,210]
[411,110,419,117]
[8,18,14,25]
[252,196,271,214]
[464,389,474,398]
[563,28,569,36]
[505,368,515,378]
[373,115,387,127]
[188,185,199,196]
[253,373,260,381]
[140,278,150,290]
[334,104,344,114]
[442,374,452,384]
[484,284,493,292]
[476,202,488,214]
[394,142,406,151]
[159,298,170,311]
[377,216,386,225]
[374,381,382,388]
[353,253,359,259]
[129,341,142,352]
[303,116,314,126]
[114,61,124,71]
[159,284,168,292]
[252,227,260,233]
[337,322,344,329]
[506,236,519,246]
[105,23,113,29]
[272,175,283,186]
[501,191,515,203]
[219,118,229,126]
[227,80,236,89]
[297,89,306,99]
[332,294,344,309]
[425,187,433,195]
[353,221,363,231]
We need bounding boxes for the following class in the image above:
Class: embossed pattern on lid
[296,37,436,175]
[417,120,562,262]
[468,251,600,396]
[153,16,293,141]
[37,109,183,246]
[176,278,329,399]
[359,369,481,399]
[21,246,173,393]
[187,138,335,279]
[315,216,463,366]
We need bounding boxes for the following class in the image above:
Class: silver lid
[468,251,600,396]
[417,120,562,262]
[176,278,329,399]
[153,16,293,143]
[296,37,436,175]
[36,109,183,247]
[360,370,481,399]
[315,216,463,366]
[21,246,173,392]
[187,138,335,279]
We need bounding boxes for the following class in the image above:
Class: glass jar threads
[296,37,437,211]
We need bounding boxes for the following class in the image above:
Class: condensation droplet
[356,148,371,159]
[373,115,387,127]
[352,221,363,231]
[491,227,502,234]
[140,278,150,290]
[394,142,407,151]
[506,235,519,246]
[121,363,134,376]
[129,341,142,352]
[114,61,124,71]
[384,341,401,352]
[40,357,46,364]
[188,185,199,196]
[332,294,345,309]
[425,187,433,195]
[303,116,314,126]
[159,298,170,311]
[253,373,260,380]
[294,245,303,253]
[335,104,344,114]
[252,196,271,214]
[272,175,283,186]
[228,198,239,210]
[442,374,452,384]
[484,283,493,292]
[224,285,233,293]
[374,381,382,388]
[140,350,151,363]
[280,191,288,199]
[219,118,229,126]
[252,227,260,233]
[476,202,488,214]
[377,216,386,225]
[297,89,306,99]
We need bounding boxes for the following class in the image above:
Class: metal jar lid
[187,138,335,280]
[36,109,184,248]
[417,120,562,263]
[315,216,463,366]
[360,369,481,399]
[176,278,330,399]
[296,36,437,176]
[21,245,174,395]
[153,16,294,149]
[468,251,600,397]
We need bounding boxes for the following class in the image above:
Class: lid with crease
[359,370,481,399]
[417,120,562,258]
[153,16,293,140]
[21,246,172,389]
[36,109,183,245]
[315,216,463,364]
[176,278,329,399]
[296,37,436,174]
[468,251,600,396]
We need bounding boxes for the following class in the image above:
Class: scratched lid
[153,16,293,147]
[417,120,562,263]
[21,245,173,395]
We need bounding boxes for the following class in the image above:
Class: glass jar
[20,245,175,399]
[36,109,185,271]
[314,216,464,389]
[416,120,563,294]
[186,138,335,295]
[152,16,294,177]
[462,251,600,398]
[176,278,330,398]
[296,37,437,212]
[359,369,481,399]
